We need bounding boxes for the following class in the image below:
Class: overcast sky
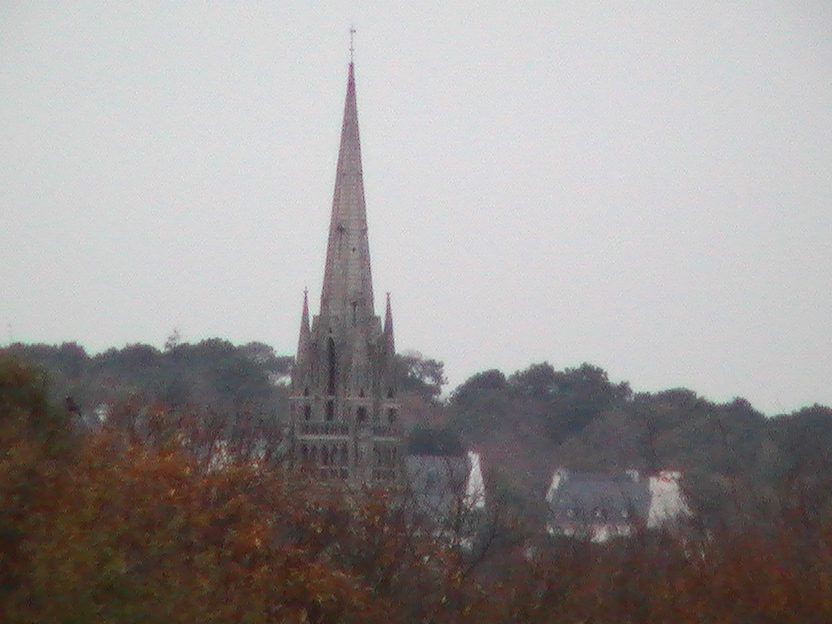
[2,1,831,414]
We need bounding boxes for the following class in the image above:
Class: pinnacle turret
[293,288,311,388]
[297,288,310,351]
[384,292,395,353]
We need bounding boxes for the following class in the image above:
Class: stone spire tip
[319,50,373,317]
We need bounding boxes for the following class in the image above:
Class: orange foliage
[3,355,832,623]
[3,432,460,623]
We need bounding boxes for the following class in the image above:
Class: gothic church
[290,61,402,483]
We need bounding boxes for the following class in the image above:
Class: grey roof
[548,472,651,525]
[404,455,469,521]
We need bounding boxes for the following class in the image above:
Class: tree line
[448,362,832,528]
[6,340,832,529]
[3,351,832,622]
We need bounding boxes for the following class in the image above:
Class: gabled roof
[404,452,485,519]
[547,471,651,524]
[546,469,690,542]
[405,455,469,519]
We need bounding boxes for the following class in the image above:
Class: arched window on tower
[327,338,336,395]
[357,406,367,423]
[326,400,334,422]
[304,404,311,421]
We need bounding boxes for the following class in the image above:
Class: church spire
[289,57,402,485]
[319,62,374,321]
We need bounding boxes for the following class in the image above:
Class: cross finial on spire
[349,26,356,63]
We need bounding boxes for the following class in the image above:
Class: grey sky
[2,1,831,414]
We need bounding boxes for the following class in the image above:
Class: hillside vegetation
[3,351,832,622]
[6,341,832,530]
[449,362,832,527]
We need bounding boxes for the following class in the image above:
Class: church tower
[290,61,401,483]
